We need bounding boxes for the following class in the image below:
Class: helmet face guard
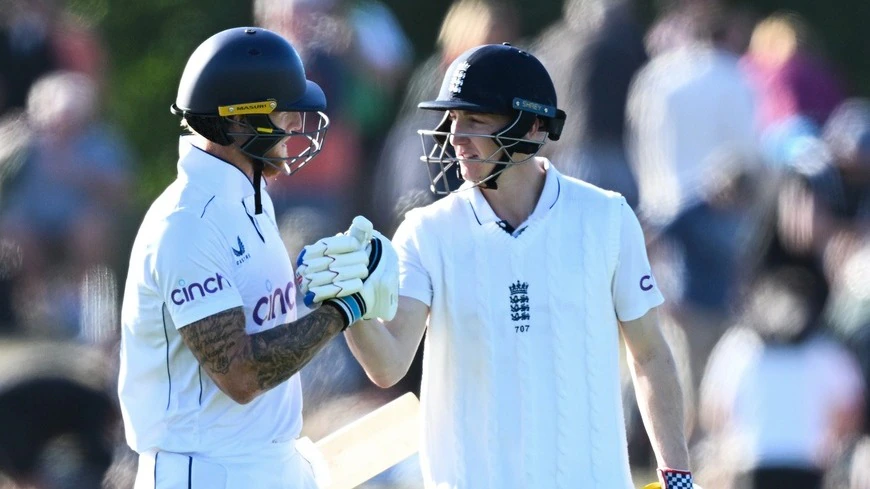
[418,110,548,195]
[416,43,566,195]
[221,105,330,176]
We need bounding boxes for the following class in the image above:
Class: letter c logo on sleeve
[639,275,653,291]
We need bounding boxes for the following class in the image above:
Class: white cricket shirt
[627,47,758,226]
[119,137,302,460]
[393,159,664,489]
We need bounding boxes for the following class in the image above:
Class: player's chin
[460,165,491,183]
[261,162,284,179]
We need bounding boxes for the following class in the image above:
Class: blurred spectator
[254,0,362,226]
[370,0,518,232]
[254,0,412,230]
[742,13,845,135]
[256,0,410,141]
[627,4,767,445]
[767,98,870,291]
[626,1,760,227]
[0,0,57,115]
[826,242,870,440]
[700,267,865,489]
[345,0,413,140]
[655,160,772,394]
[848,436,870,488]
[0,377,118,489]
[0,71,132,337]
[0,0,108,116]
[533,0,648,207]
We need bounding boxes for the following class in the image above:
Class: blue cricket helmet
[170,27,331,214]
[416,43,566,194]
[419,43,565,141]
[171,27,326,116]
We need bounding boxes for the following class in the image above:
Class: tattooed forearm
[179,307,250,376]
[179,304,345,402]
[251,304,345,391]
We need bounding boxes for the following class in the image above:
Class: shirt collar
[177,136,265,201]
[463,157,562,226]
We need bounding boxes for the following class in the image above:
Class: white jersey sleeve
[392,211,433,306]
[612,202,664,321]
[152,212,244,328]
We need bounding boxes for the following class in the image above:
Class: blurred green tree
[89,0,251,209]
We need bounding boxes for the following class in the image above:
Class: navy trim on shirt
[162,304,172,410]
[549,178,561,209]
[242,201,266,243]
[467,200,483,225]
[200,195,216,218]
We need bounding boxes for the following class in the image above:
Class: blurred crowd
[0,0,868,488]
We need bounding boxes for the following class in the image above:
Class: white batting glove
[296,216,398,325]
[324,226,399,325]
[295,219,371,307]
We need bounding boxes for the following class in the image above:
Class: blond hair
[748,12,811,66]
[437,0,516,61]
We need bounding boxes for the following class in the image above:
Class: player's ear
[525,117,543,139]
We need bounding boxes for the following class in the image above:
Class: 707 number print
[515,324,530,333]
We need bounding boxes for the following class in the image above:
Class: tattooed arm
[178,304,346,404]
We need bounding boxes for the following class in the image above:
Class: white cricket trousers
[133,439,320,489]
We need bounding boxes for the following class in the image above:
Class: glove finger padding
[295,216,377,307]
[304,279,364,306]
[300,251,369,275]
[299,234,364,261]
[303,264,370,289]
[296,238,368,302]
[326,230,399,324]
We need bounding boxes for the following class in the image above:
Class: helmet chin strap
[252,162,264,214]
[234,114,284,215]
[479,110,540,190]
[478,154,510,190]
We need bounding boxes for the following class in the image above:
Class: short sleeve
[613,202,665,321]
[152,212,244,328]
[392,211,433,306]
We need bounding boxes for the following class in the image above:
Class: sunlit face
[262,111,304,177]
[447,110,511,184]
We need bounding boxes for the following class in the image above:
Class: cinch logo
[171,273,231,305]
[253,280,296,326]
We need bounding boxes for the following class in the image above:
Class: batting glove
[295,223,370,306]
[325,220,399,326]
[643,468,701,489]
[296,216,399,326]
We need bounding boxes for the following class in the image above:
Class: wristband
[657,468,693,489]
[320,299,352,331]
[323,294,366,330]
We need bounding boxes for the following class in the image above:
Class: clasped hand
[295,216,399,324]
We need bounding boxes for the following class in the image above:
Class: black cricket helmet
[417,43,566,194]
[171,27,329,176]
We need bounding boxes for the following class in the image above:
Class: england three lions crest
[509,280,530,332]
